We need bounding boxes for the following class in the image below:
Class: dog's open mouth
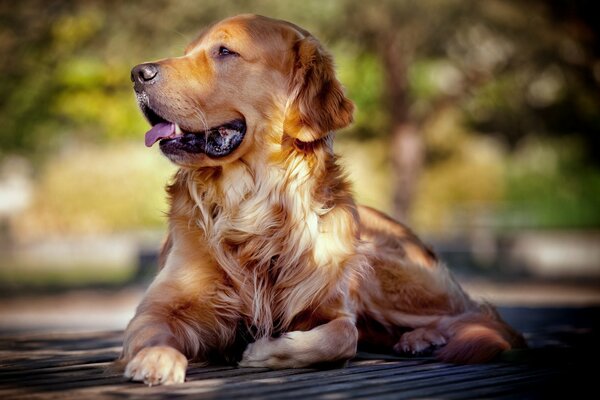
[142,105,246,158]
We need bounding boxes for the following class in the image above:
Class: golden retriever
[121,14,525,385]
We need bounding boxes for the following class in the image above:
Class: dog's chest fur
[174,148,358,337]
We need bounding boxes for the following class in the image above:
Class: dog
[121,14,525,385]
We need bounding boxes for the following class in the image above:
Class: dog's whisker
[191,107,210,133]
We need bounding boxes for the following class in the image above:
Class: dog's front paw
[239,336,277,368]
[239,332,312,369]
[124,346,188,386]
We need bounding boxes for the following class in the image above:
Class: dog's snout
[131,63,159,85]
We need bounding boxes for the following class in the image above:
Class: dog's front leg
[120,238,235,385]
[239,317,358,368]
[121,287,236,385]
[121,311,190,386]
[123,341,188,386]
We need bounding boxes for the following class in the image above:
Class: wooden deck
[0,306,597,399]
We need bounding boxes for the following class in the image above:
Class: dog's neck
[178,132,338,226]
[182,134,337,246]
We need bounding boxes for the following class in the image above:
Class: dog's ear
[284,37,354,142]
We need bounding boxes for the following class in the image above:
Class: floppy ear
[284,37,354,142]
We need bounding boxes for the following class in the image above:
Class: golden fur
[121,14,525,385]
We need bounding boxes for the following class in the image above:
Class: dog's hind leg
[394,326,447,355]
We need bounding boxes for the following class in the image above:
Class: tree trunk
[380,35,424,223]
[391,122,424,222]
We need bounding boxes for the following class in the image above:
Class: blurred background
[0,0,599,332]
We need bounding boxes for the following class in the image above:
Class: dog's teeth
[175,124,183,136]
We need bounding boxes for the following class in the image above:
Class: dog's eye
[218,46,237,57]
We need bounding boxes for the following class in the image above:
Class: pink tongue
[145,122,176,147]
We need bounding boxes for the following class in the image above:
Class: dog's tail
[436,305,527,364]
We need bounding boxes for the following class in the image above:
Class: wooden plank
[0,350,120,371]
[349,368,557,399]
[219,364,515,400]
[0,366,110,385]
[108,361,424,399]
[116,363,481,399]
[0,363,108,380]
[0,360,429,399]
[439,372,561,399]
[0,309,592,400]
[0,360,562,400]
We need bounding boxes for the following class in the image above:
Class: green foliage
[15,144,175,237]
[336,50,387,139]
[0,263,134,288]
[413,107,506,232]
[503,138,600,229]
[0,0,598,235]
[53,59,147,141]
[335,138,393,213]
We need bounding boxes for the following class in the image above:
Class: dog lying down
[120,14,525,385]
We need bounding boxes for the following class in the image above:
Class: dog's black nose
[131,63,159,84]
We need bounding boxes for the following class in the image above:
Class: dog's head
[131,14,353,167]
